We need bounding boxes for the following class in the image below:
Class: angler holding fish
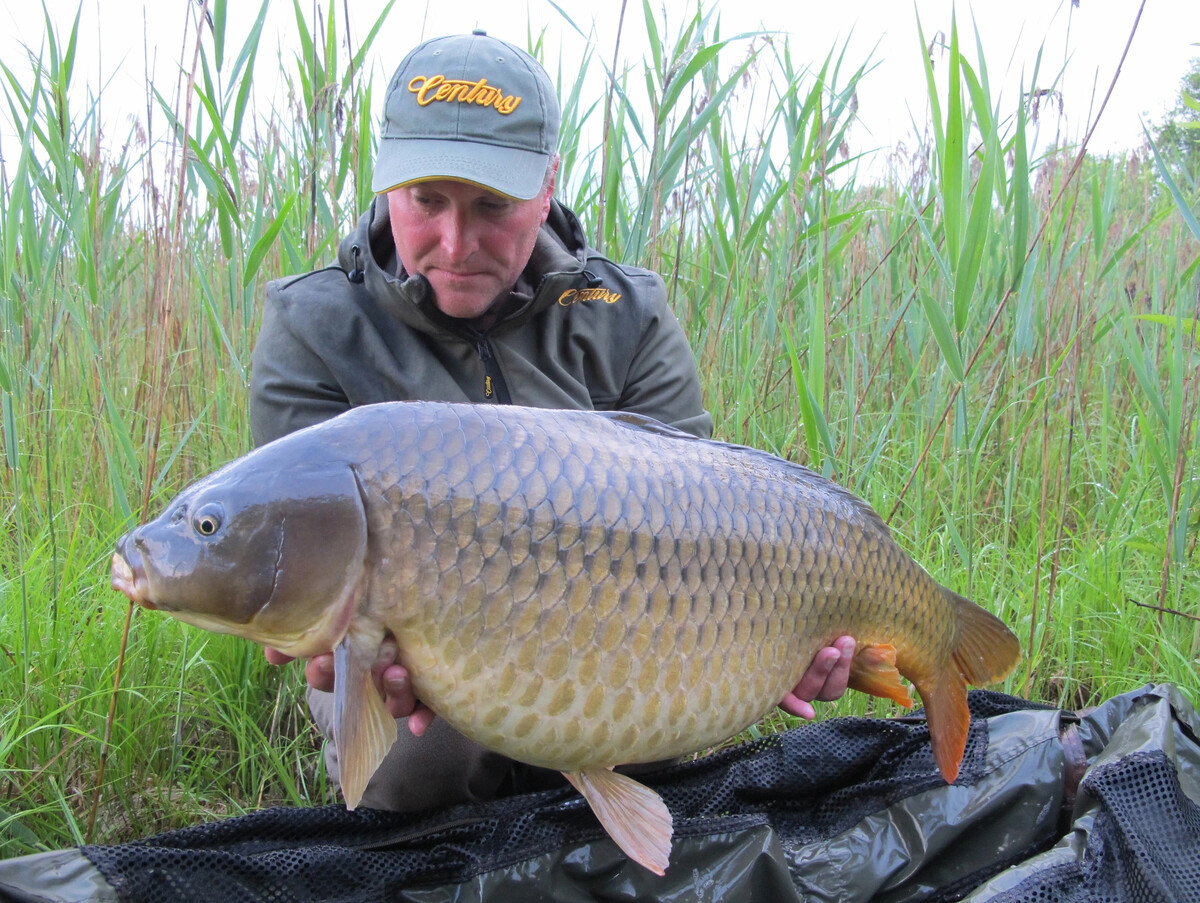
[240,32,852,830]
[111,31,1022,876]
[108,30,1024,868]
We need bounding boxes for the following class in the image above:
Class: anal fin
[563,768,673,876]
[847,643,915,708]
[333,628,398,809]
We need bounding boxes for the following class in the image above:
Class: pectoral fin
[333,627,398,809]
[563,768,673,876]
[847,643,915,708]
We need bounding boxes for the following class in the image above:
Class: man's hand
[778,636,856,720]
[264,638,437,736]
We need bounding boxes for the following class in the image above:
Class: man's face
[387,169,555,320]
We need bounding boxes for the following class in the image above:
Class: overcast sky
[2,1,1198,172]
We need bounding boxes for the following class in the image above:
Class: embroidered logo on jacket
[407,75,522,114]
[558,287,623,306]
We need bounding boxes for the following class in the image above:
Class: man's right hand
[264,637,437,735]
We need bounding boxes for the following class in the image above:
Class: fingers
[408,704,437,736]
[778,636,857,720]
[787,642,845,702]
[369,637,413,718]
[304,653,335,692]
[818,636,856,701]
[777,690,818,721]
[263,647,295,666]
[370,637,400,687]
[379,663,436,729]
[380,663,418,719]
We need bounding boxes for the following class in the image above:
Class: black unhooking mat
[3,684,1198,902]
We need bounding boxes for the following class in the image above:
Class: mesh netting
[70,689,1200,903]
[78,692,1008,900]
[986,750,1200,903]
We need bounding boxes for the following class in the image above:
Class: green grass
[2,3,1198,856]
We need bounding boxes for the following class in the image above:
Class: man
[251,31,855,812]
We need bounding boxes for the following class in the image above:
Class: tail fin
[914,591,1021,784]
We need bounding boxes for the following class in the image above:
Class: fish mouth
[110,542,155,609]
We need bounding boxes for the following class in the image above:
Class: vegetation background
[1,0,1198,855]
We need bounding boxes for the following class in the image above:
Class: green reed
[1,1,1197,856]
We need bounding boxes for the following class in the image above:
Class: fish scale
[111,400,1020,876]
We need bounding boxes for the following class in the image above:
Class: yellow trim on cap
[375,175,524,201]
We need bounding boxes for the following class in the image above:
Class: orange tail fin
[913,591,1022,784]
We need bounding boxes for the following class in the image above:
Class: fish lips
[110,536,155,609]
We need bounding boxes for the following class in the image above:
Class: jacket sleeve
[249,283,353,447]
[618,273,713,440]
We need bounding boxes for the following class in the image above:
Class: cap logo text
[407,75,523,114]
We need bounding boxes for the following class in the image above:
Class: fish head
[111,452,369,657]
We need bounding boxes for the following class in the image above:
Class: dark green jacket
[250,197,711,446]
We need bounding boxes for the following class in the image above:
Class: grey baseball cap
[371,32,560,200]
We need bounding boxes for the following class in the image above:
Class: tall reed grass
[1,2,1197,855]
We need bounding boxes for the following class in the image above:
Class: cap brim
[371,138,551,200]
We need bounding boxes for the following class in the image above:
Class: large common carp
[111,401,1020,875]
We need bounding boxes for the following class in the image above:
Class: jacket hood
[335,195,592,337]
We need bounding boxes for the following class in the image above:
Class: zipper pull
[476,339,495,400]
[474,337,510,404]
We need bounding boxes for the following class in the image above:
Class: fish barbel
[110,401,1020,875]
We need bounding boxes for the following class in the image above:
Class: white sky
[1,0,1198,175]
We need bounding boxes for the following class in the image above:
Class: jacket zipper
[474,335,512,404]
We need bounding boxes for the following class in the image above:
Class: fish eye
[192,504,224,538]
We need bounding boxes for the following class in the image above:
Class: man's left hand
[778,636,856,720]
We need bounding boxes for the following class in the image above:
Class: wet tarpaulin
[2,684,1197,902]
